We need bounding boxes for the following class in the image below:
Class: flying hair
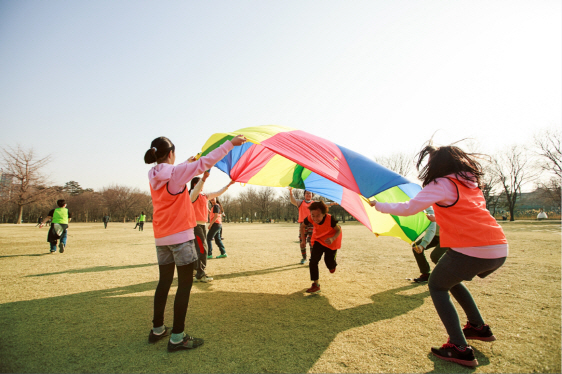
[415,138,488,188]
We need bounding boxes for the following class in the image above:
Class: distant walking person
[39,199,72,254]
[35,216,43,227]
[144,134,246,352]
[102,214,110,229]
[139,212,146,231]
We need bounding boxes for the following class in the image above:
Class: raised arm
[207,180,235,200]
[190,171,209,202]
[289,188,299,207]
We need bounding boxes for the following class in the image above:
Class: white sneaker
[197,275,213,283]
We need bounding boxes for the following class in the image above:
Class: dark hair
[416,142,485,188]
[308,201,327,215]
[144,137,175,164]
[57,199,66,207]
[190,177,201,191]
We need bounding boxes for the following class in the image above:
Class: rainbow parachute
[199,125,429,243]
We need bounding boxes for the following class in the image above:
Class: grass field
[0,220,560,373]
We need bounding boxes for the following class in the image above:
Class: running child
[302,201,342,294]
[289,188,337,264]
[370,142,508,368]
[39,199,72,253]
[145,134,246,352]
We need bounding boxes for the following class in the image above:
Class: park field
[0,220,560,373]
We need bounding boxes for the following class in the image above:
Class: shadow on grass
[425,345,490,373]
[0,253,53,258]
[25,263,158,277]
[0,278,434,373]
[206,263,305,281]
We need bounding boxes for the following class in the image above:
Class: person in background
[102,213,110,229]
[189,169,234,282]
[410,206,448,283]
[39,199,72,254]
[138,212,146,231]
[207,197,227,259]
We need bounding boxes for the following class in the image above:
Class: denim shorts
[156,240,198,266]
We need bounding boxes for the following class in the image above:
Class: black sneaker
[167,334,204,352]
[413,273,429,283]
[463,321,496,341]
[148,326,168,343]
[59,242,65,253]
[431,341,478,367]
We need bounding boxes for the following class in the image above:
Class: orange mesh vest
[309,213,342,250]
[433,177,507,248]
[210,204,222,224]
[192,193,209,222]
[150,183,196,238]
[298,200,313,223]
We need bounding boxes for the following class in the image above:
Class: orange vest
[150,183,196,238]
[210,204,222,225]
[308,213,342,250]
[434,177,507,248]
[298,200,313,223]
[192,193,209,222]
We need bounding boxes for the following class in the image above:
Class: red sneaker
[329,267,336,273]
[306,283,321,293]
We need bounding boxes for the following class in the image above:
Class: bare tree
[492,145,538,221]
[373,152,416,179]
[0,146,59,224]
[254,186,277,221]
[534,127,562,178]
[101,185,147,222]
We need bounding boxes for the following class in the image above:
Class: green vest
[139,214,146,222]
[52,207,69,224]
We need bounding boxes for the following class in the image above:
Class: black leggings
[152,261,195,334]
[309,241,337,281]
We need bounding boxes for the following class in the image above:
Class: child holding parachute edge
[144,134,246,352]
[370,141,507,368]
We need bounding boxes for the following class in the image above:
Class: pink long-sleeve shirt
[148,141,234,246]
[375,174,508,259]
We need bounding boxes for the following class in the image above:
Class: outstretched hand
[202,171,210,181]
[187,156,196,163]
[228,180,235,187]
[426,214,436,222]
[231,135,247,146]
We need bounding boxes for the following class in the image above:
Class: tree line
[1,127,560,224]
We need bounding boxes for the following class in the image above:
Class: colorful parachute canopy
[199,125,430,243]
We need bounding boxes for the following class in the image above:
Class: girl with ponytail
[145,134,246,352]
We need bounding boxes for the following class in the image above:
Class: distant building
[0,171,15,198]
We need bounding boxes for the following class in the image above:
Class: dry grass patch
[0,220,560,373]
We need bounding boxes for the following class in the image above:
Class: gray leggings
[428,249,506,346]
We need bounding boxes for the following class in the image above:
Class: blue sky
[1,0,560,195]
